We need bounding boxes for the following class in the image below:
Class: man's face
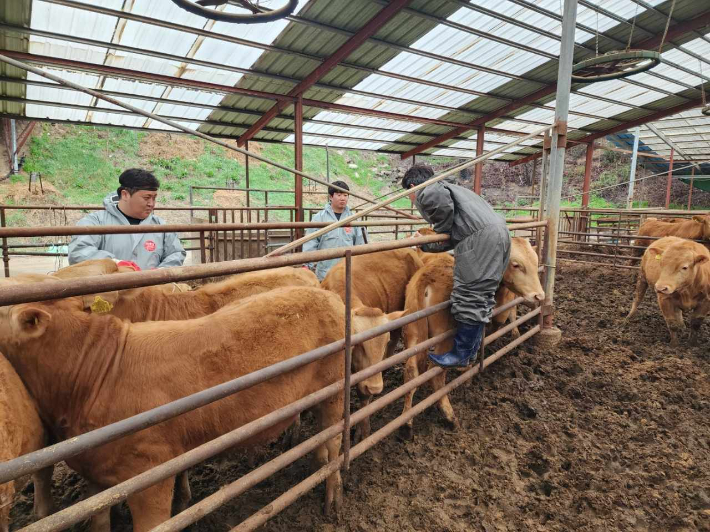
[331,191,349,213]
[121,189,157,219]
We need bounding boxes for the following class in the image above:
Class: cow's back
[323,248,424,311]
[636,218,703,246]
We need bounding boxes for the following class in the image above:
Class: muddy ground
[10,263,710,531]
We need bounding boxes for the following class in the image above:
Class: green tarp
[679,176,710,193]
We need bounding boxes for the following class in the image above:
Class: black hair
[402,164,434,189]
[328,180,350,197]
[117,168,160,197]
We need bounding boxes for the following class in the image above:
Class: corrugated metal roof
[0,0,709,162]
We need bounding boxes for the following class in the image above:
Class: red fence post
[665,149,674,209]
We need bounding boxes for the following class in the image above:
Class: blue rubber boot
[428,321,485,368]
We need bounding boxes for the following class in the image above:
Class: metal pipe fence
[0,221,549,532]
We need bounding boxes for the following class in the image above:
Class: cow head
[350,307,407,396]
[653,241,709,295]
[692,215,710,240]
[502,238,545,305]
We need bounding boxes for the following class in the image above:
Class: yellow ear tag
[655,254,662,261]
[90,296,113,314]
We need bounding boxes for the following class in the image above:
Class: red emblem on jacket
[144,240,156,252]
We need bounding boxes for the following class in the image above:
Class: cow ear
[647,246,663,258]
[692,216,705,224]
[695,254,709,265]
[386,309,408,322]
[12,307,51,338]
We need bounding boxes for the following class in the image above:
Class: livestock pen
[0,217,549,532]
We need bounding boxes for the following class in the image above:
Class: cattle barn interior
[0,0,709,530]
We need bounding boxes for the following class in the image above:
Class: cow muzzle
[655,283,674,295]
[358,375,383,396]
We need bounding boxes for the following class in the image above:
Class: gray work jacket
[302,204,366,281]
[415,180,506,252]
[68,192,186,270]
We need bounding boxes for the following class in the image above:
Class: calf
[626,236,710,346]
[400,238,544,438]
[0,354,54,532]
[0,286,402,530]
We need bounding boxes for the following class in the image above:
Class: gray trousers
[451,223,511,325]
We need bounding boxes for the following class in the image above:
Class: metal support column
[1,208,9,277]
[325,144,330,183]
[581,141,594,209]
[665,148,674,209]
[474,125,484,195]
[294,97,304,240]
[10,119,18,173]
[245,140,250,208]
[688,167,695,210]
[542,0,577,330]
[626,127,640,208]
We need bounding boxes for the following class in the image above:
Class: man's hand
[411,231,422,239]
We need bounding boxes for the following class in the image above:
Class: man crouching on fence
[402,164,511,368]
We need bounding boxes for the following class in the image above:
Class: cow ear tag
[655,254,662,261]
[90,295,113,314]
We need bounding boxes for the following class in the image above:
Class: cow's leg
[508,305,520,339]
[315,396,343,516]
[173,471,191,514]
[353,389,372,444]
[689,301,710,346]
[626,272,648,321]
[32,466,55,519]
[398,353,421,441]
[657,295,684,346]
[85,483,111,532]
[126,477,174,532]
[386,328,402,359]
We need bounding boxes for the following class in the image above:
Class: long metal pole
[581,140,594,209]
[343,251,353,473]
[294,97,304,240]
[9,118,18,173]
[325,144,330,183]
[626,126,640,208]
[542,0,577,328]
[665,148,674,209]
[688,166,695,210]
[0,208,9,277]
[0,53,414,220]
[474,125,484,194]
[245,140,250,208]
[268,123,554,256]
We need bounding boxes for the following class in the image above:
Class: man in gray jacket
[403,164,510,368]
[302,180,366,281]
[68,168,186,270]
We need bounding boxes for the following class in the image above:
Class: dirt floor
[9,263,710,531]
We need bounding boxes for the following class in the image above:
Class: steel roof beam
[507,96,706,166]
[645,123,702,169]
[400,9,710,159]
[236,0,414,146]
[35,0,666,117]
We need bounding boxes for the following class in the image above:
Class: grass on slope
[20,124,411,213]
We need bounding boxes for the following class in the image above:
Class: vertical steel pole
[531,157,538,198]
[9,119,18,173]
[1,208,9,277]
[536,131,550,256]
[294,97,304,240]
[626,127,640,208]
[474,125,484,195]
[542,0,577,329]
[581,141,594,209]
[688,167,695,210]
[245,140,250,208]
[342,250,353,473]
[665,148,674,209]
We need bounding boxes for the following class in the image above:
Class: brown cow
[399,237,544,439]
[0,354,54,532]
[626,236,710,346]
[321,248,422,440]
[633,215,710,259]
[0,286,402,530]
